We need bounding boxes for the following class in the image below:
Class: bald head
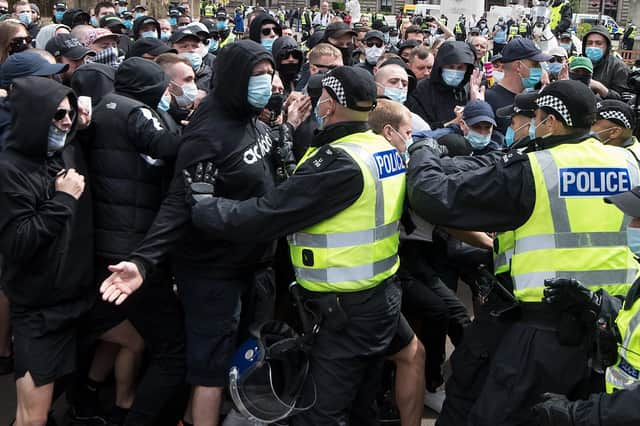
[71,25,97,46]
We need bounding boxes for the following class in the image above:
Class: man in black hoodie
[272,35,302,95]
[98,40,277,426]
[249,12,282,53]
[406,41,476,128]
[77,57,185,426]
[582,25,631,97]
[0,76,91,426]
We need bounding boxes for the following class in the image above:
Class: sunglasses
[261,26,278,36]
[10,36,31,46]
[312,63,337,71]
[54,108,75,121]
[548,56,565,63]
[366,40,383,48]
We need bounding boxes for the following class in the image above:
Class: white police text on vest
[373,149,405,179]
[559,167,631,197]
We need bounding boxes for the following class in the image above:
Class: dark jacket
[406,41,475,129]
[272,36,301,93]
[129,40,279,278]
[0,76,94,311]
[249,13,281,43]
[582,25,630,95]
[132,15,160,39]
[0,96,11,149]
[90,57,180,259]
[70,63,115,107]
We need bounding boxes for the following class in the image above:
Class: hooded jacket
[582,25,630,95]
[90,57,180,259]
[406,41,475,128]
[129,40,278,277]
[132,16,161,39]
[0,76,94,312]
[272,36,302,92]
[249,13,282,44]
[70,63,115,107]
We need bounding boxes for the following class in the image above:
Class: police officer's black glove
[407,137,449,157]
[532,393,576,426]
[183,161,217,206]
[543,278,602,316]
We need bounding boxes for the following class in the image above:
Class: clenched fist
[55,168,85,199]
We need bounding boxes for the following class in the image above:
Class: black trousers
[437,305,595,426]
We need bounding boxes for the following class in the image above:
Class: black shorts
[386,313,415,355]
[174,267,251,387]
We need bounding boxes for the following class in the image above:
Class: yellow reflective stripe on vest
[289,221,399,248]
[294,254,398,283]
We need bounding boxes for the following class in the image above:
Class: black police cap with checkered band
[322,66,377,112]
[534,80,596,129]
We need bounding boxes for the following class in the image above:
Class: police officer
[592,100,640,163]
[454,16,466,41]
[532,185,640,426]
[550,0,572,36]
[407,80,640,426]
[182,66,406,425]
[623,20,636,50]
[496,91,537,148]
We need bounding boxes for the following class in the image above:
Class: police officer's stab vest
[508,139,640,302]
[605,284,640,393]
[519,22,528,34]
[629,25,637,39]
[288,131,405,293]
[509,24,519,37]
[550,2,566,31]
[220,31,235,47]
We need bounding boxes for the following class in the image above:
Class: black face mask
[8,38,30,55]
[266,93,285,116]
[570,73,591,87]
[336,45,353,66]
[278,62,299,81]
[0,7,8,14]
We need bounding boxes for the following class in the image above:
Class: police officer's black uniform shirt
[406,133,598,232]
[190,121,367,243]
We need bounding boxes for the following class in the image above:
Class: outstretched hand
[99,261,143,305]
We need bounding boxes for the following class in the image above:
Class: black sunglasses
[10,36,32,46]
[312,63,337,71]
[366,40,383,48]
[261,26,278,36]
[548,56,565,63]
[54,108,75,121]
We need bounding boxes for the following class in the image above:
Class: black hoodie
[272,36,301,93]
[249,13,282,44]
[132,16,161,40]
[0,77,94,313]
[129,40,277,278]
[581,25,630,95]
[406,41,475,128]
[70,63,116,107]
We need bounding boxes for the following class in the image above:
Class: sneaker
[423,387,446,414]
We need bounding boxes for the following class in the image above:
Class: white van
[571,13,624,39]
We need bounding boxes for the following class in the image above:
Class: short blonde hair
[308,42,341,64]
[368,98,412,135]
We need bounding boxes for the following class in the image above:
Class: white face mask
[365,46,384,65]
[493,70,504,82]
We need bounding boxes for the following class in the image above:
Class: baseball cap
[324,22,356,40]
[134,4,147,10]
[88,28,122,45]
[45,34,95,60]
[62,8,90,27]
[560,32,572,40]
[535,79,596,128]
[0,51,68,85]
[186,22,210,38]
[353,22,369,32]
[501,38,552,63]
[596,99,635,129]
[54,2,67,10]
[322,66,377,112]
[490,53,503,63]
[364,30,384,42]
[126,37,177,58]
[605,186,640,217]
[170,27,201,43]
[100,15,125,29]
[469,27,480,35]
[462,100,496,126]
[496,92,538,118]
[398,39,420,52]
[569,56,593,74]
[548,46,568,59]
[215,10,227,19]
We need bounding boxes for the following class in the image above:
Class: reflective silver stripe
[337,142,385,226]
[515,232,627,253]
[621,311,640,360]
[606,363,640,390]
[288,221,399,248]
[513,269,637,290]
[494,249,513,271]
[533,150,570,232]
[294,254,398,284]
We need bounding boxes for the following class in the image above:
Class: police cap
[596,99,635,129]
[535,80,596,129]
[322,66,377,112]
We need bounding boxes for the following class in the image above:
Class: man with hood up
[582,25,630,97]
[406,41,476,129]
[0,76,92,426]
[249,12,282,53]
[97,40,278,426]
[79,57,185,426]
[272,35,302,95]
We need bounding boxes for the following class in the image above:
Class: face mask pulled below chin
[48,125,67,153]
[628,227,640,256]
[247,73,272,109]
[90,47,121,68]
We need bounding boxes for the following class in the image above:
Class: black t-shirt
[485,84,517,135]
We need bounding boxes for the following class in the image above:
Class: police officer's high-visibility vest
[454,22,463,34]
[519,22,528,34]
[606,287,640,392]
[509,24,519,37]
[550,2,566,31]
[204,4,214,17]
[288,131,406,293]
[508,139,640,302]
[493,231,515,276]
[629,24,637,39]
[219,31,235,47]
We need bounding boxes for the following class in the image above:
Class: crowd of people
[2,0,640,425]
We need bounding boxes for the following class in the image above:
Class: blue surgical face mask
[627,227,640,256]
[181,52,202,71]
[135,12,144,19]
[141,30,158,39]
[528,117,537,140]
[216,20,226,30]
[123,19,133,30]
[208,39,218,52]
[91,16,98,27]
[54,10,65,21]
[169,17,177,27]
[585,46,604,63]
[383,86,407,104]
[560,42,571,51]
[314,98,330,129]
[441,68,465,87]
[505,120,530,147]
[520,62,542,89]
[247,73,273,109]
[547,62,562,75]
[466,129,491,150]
[158,93,171,111]
[161,30,171,41]
[261,37,275,52]
[118,6,127,14]
[175,83,198,108]
[17,11,31,26]
[47,125,67,153]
